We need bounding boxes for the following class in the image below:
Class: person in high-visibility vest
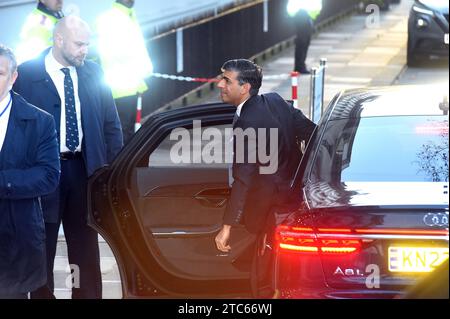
[287,0,322,74]
[16,0,64,64]
[97,0,153,145]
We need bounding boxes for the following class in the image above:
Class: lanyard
[0,94,12,118]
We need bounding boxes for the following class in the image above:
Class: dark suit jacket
[13,48,123,222]
[224,93,316,234]
[0,92,60,294]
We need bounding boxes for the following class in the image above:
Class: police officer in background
[16,0,64,64]
[287,0,322,74]
[97,0,153,145]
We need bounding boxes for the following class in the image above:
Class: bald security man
[13,16,123,299]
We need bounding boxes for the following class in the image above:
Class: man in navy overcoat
[0,44,60,299]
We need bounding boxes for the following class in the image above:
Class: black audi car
[407,0,449,66]
[88,85,449,299]
[274,85,449,298]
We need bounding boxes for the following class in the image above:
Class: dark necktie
[229,112,239,186]
[232,112,239,128]
[61,68,79,152]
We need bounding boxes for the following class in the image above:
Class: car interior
[128,120,256,281]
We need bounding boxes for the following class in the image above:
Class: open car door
[88,103,255,298]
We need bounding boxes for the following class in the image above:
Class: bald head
[52,16,91,67]
[54,15,90,38]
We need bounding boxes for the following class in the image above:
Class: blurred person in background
[287,0,322,74]
[16,0,64,64]
[97,0,153,145]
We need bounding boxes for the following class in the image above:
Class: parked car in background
[407,0,449,66]
[88,85,448,299]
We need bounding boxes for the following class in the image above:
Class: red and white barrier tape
[264,74,291,80]
[135,72,300,128]
[150,72,219,83]
[150,72,290,83]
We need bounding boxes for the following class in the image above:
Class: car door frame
[88,103,254,298]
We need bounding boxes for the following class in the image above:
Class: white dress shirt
[0,92,13,153]
[236,98,248,117]
[45,49,83,153]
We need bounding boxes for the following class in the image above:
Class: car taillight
[275,225,449,255]
[275,226,362,255]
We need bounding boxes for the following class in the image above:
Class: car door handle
[194,188,230,208]
[194,196,227,208]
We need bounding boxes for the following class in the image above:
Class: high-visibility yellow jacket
[16,7,60,63]
[287,0,322,20]
[97,2,153,100]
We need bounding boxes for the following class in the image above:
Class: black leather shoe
[298,68,311,75]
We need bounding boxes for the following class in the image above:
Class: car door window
[148,124,232,168]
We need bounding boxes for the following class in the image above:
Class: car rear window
[310,116,449,183]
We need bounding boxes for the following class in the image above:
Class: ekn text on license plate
[389,246,448,272]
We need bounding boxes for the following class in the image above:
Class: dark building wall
[142,0,360,116]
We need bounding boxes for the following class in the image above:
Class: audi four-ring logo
[423,213,449,227]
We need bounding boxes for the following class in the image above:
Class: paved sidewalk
[54,0,413,299]
[54,236,122,299]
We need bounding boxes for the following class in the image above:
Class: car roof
[330,85,449,120]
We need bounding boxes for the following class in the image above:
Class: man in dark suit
[13,16,123,299]
[214,59,316,297]
[0,44,60,299]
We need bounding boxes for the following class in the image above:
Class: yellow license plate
[389,246,449,273]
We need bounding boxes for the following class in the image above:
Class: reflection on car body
[88,85,449,299]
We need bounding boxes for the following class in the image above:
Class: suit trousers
[250,231,275,298]
[294,32,312,72]
[250,213,276,298]
[115,95,138,145]
[31,157,102,299]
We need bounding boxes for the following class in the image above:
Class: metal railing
[310,58,328,124]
